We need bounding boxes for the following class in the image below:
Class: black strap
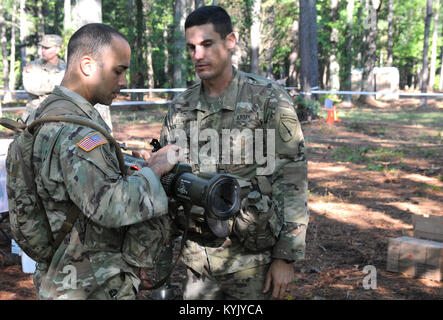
[52,205,82,251]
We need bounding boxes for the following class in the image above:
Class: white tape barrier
[291,90,443,97]
[2,88,443,110]
[111,100,173,106]
[120,88,186,93]
[7,88,443,97]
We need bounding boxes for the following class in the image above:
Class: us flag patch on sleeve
[77,132,107,152]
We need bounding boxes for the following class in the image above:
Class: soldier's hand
[142,144,180,177]
[263,259,294,299]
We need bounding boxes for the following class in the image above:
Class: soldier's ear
[79,56,97,77]
[225,32,237,52]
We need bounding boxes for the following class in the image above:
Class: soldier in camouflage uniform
[159,6,309,300]
[25,23,178,299]
[22,34,113,132]
[21,34,66,122]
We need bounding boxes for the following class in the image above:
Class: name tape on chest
[77,132,107,152]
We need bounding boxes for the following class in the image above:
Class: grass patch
[332,146,406,171]
[332,146,370,163]
[336,108,443,128]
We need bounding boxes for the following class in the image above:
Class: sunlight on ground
[312,164,349,174]
[0,292,16,299]
[417,278,443,288]
[308,161,351,179]
[402,173,443,187]
[17,278,34,289]
[309,202,411,231]
[389,201,441,216]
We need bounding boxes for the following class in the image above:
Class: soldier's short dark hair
[185,6,233,39]
[67,23,128,66]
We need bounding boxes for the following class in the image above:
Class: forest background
[1,0,443,300]
[0,0,442,104]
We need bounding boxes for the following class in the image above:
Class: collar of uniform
[53,85,100,121]
[57,58,66,69]
[198,67,239,112]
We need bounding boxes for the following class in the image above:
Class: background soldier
[21,34,66,122]
[159,6,309,300]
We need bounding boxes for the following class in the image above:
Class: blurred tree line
[0,0,442,101]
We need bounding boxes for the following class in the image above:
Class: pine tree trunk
[288,18,299,87]
[72,0,102,30]
[329,0,340,91]
[143,0,155,98]
[173,0,186,88]
[386,0,394,66]
[20,0,27,74]
[54,0,61,34]
[419,0,433,107]
[344,0,354,103]
[299,0,319,100]
[439,27,443,90]
[250,0,261,74]
[36,0,44,40]
[64,0,71,33]
[428,0,439,91]
[135,0,145,93]
[163,25,170,87]
[0,3,10,105]
[265,4,275,79]
[8,0,17,92]
[359,0,379,102]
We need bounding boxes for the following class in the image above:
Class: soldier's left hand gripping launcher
[123,139,241,225]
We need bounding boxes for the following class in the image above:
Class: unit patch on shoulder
[278,114,298,142]
[77,132,107,152]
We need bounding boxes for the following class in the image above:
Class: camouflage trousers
[88,273,138,300]
[183,264,271,300]
[34,269,138,300]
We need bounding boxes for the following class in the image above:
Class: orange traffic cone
[326,109,334,124]
[332,106,341,122]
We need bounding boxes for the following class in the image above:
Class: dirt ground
[0,96,442,300]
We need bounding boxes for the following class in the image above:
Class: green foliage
[332,145,407,172]
[0,0,441,93]
[332,146,370,163]
[293,95,320,121]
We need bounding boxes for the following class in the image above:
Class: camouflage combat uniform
[27,86,170,299]
[160,68,309,299]
[22,58,66,122]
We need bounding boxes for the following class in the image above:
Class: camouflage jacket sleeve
[266,87,309,262]
[35,122,168,229]
[159,110,170,146]
[160,100,180,146]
